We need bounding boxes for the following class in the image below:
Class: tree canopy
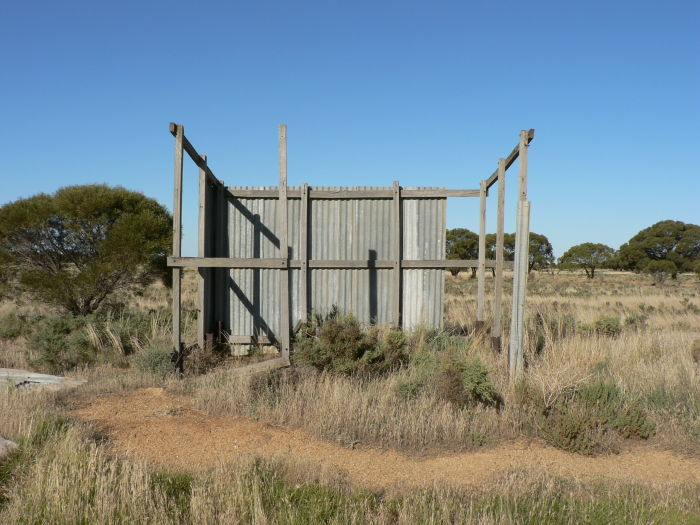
[447,229,554,275]
[446,228,478,276]
[617,220,700,278]
[558,243,616,279]
[0,185,172,314]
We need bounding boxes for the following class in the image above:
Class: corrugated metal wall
[215,186,445,341]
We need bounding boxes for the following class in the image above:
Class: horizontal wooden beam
[169,257,512,270]
[168,257,287,268]
[485,129,535,190]
[226,188,479,199]
[227,334,274,345]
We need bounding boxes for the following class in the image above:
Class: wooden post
[197,154,208,351]
[171,124,184,366]
[299,182,309,322]
[492,158,506,351]
[476,179,487,331]
[392,180,402,328]
[509,130,530,380]
[278,125,290,363]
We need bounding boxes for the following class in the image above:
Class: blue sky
[1,0,698,257]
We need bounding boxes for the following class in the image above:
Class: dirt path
[72,387,700,491]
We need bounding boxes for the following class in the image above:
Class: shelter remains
[167,124,534,377]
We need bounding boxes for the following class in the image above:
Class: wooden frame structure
[167,123,534,378]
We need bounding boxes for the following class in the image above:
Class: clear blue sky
[2,0,698,257]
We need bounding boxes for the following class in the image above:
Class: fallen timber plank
[0,368,86,390]
[226,357,289,377]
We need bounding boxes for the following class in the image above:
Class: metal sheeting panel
[220,185,445,338]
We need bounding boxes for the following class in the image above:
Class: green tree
[617,220,700,279]
[558,243,616,279]
[482,232,553,274]
[644,259,677,283]
[446,228,478,276]
[0,185,172,314]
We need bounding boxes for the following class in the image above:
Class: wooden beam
[227,334,274,345]
[171,123,184,360]
[168,257,287,268]
[492,157,506,352]
[509,129,532,380]
[226,188,480,199]
[169,122,223,186]
[170,257,511,270]
[476,179,487,329]
[226,357,290,376]
[392,180,402,328]
[299,183,309,322]
[509,200,530,380]
[197,154,208,351]
[518,129,529,201]
[484,129,534,190]
[278,124,290,361]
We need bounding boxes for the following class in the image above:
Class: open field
[1,270,699,523]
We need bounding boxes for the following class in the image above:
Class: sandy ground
[72,387,700,492]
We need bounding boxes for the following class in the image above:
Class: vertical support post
[197,154,208,351]
[299,182,309,322]
[509,130,530,380]
[171,124,184,372]
[278,124,290,363]
[492,158,506,351]
[392,180,402,328]
[476,179,487,331]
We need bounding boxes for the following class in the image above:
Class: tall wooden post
[392,180,402,328]
[197,154,208,351]
[171,123,184,371]
[278,125,291,363]
[509,130,530,379]
[299,182,309,322]
[491,158,506,351]
[476,179,487,331]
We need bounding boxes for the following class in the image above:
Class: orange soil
[72,387,700,491]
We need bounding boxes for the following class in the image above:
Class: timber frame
[167,123,534,378]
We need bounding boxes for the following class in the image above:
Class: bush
[624,312,648,331]
[436,355,501,408]
[0,312,30,339]
[0,185,172,314]
[133,341,174,378]
[579,316,621,338]
[294,313,407,377]
[520,380,655,454]
[594,316,621,337]
[644,259,677,283]
[28,315,95,374]
[26,310,156,374]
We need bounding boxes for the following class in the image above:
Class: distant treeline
[447,220,700,280]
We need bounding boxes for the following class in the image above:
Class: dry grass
[1,269,699,522]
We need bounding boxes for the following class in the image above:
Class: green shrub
[521,380,655,454]
[594,316,621,337]
[528,309,578,353]
[436,355,501,408]
[150,471,192,518]
[28,315,95,374]
[294,314,407,377]
[580,316,621,338]
[133,341,174,378]
[624,312,648,331]
[0,312,31,339]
